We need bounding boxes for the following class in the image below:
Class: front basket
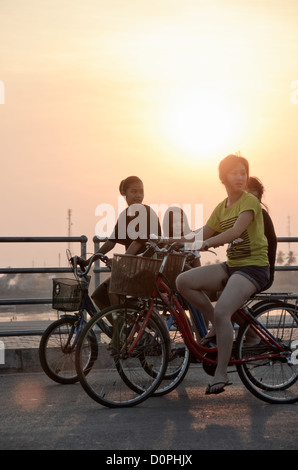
[52,278,82,311]
[109,254,162,299]
[109,252,186,299]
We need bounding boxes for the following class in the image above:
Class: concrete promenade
[0,322,297,451]
[1,367,297,451]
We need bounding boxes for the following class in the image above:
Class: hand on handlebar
[198,240,211,251]
[70,253,111,276]
[148,235,216,255]
[149,234,180,247]
[104,257,112,268]
[73,256,89,268]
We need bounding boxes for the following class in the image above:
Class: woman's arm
[163,225,216,245]
[96,239,116,255]
[77,239,116,267]
[125,225,218,253]
[203,210,254,249]
[125,241,144,255]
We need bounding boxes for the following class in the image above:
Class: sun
[160,90,242,161]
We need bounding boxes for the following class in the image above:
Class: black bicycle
[39,251,111,384]
[39,250,170,396]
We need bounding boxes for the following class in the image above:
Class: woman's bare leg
[209,273,257,392]
[176,264,229,332]
[177,266,257,394]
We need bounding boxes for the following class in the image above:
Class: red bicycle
[75,240,298,406]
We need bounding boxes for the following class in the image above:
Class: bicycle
[39,251,111,384]
[121,241,207,397]
[39,247,183,395]
[76,239,298,406]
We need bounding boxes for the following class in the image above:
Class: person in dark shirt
[78,176,161,309]
[247,176,277,288]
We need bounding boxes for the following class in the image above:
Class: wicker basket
[157,252,186,287]
[109,253,186,299]
[52,278,83,311]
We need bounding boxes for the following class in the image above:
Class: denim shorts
[221,262,270,293]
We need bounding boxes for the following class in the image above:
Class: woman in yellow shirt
[176,154,270,395]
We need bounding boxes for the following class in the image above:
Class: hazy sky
[1,0,298,267]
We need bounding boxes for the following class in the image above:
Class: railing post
[93,236,108,288]
[80,235,88,259]
[93,237,100,289]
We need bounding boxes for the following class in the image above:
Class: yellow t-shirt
[207,192,269,267]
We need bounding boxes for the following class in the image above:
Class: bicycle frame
[70,246,287,367]
[54,290,97,353]
[125,274,286,367]
[61,251,111,348]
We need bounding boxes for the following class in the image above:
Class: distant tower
[287,215,291,252]
[67,209,73,251]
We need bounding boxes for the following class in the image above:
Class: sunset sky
[1,0,298,267]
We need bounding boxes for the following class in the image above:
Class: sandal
[199,334,217,347]
[205,381,232,395]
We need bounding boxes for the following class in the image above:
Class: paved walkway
[0,368,297,451]
[1,320,297,451]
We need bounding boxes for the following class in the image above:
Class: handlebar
[144,237,217,256]
[69,252,111,277]
[68,237,216,277]
[141,236,217,257]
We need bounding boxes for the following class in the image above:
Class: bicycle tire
[39,316,97,384]
[151,310,191,396]
[112,303,191,397]
[235,301,298,404]
[75,305,169,407]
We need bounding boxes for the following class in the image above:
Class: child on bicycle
[176,154,270,395]
[77,176,161,310]
[162,206,201,268]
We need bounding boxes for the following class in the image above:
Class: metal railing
[0,236,87,336]
[0,235,297,337]
[273,237,298,271]
[93,236,110,286]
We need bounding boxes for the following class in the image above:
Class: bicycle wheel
[39,316,97,384]
[236,301,298,404]
[114,302,191,397]
[151,309,191,396]
[75,305,169,407]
